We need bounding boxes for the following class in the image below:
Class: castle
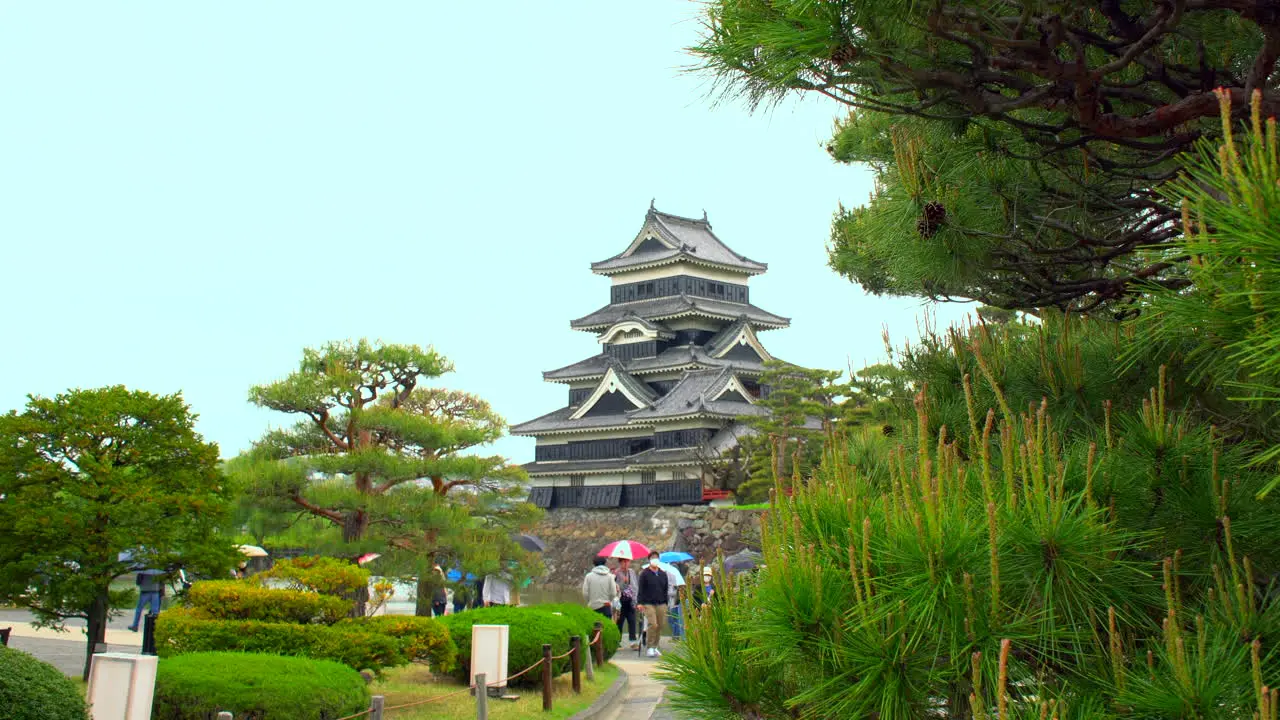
[511,204,790,508]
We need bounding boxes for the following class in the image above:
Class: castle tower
[511,204,790,508]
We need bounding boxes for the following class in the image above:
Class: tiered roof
[514,204,787,477]
[590,208,767,276]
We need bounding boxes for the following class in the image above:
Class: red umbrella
[597,540,652,561]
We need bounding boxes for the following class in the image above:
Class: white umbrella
[236,545,269,558]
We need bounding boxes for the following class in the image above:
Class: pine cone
[916,201,947,238]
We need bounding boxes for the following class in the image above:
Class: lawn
[372,662,620,720]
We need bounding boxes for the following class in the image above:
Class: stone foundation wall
[532,505,764,589]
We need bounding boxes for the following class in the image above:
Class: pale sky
[0,2,969,461]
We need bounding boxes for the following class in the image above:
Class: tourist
[582,556,619,620]
[614,558,639,648]
[452,580,471,614]
[665,562,687,642]
[636,551,670,657]
[692,566,716,607]
[430,566,448,617]
[482,573,511,606]
[127,571,164,632]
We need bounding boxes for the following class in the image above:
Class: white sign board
[87,653,157,720]
[471,624,510,689]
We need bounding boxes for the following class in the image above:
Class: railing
[215,622,611,719]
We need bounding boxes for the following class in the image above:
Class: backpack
[618,570,635,602]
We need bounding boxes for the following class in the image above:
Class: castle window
[570,474,585,488]
[640,471,656,484]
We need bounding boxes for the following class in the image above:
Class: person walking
[482,573,511,607]
[665,562,687,642]
[127,572,164,632]
[430,566,449,617]
[614,558,639,648]
[582,556,619,620]
[635,551,669,658]
[692,566,717,607]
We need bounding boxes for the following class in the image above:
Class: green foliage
[337,615,457,672]
[0,646,90,720]
[258,556,369,597]
[152,652,370,720]
[0,385,234,678]
[736,361,848,501]
[1141,90,1280,492]
[691,1,1274,312]
[655,570,790,720]
[156,608,406,673]
[438,606,579,686]
[662,319,1280,718]
[186,580,351,625]
[228,340,542,608]
[537,603,622,662]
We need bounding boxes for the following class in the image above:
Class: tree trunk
[415,575,434,617]
[342,510,370,617]
[82,590,109,682]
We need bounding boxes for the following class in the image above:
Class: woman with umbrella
[599,540,648,649]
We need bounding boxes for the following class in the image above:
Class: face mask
[649,558,659,567]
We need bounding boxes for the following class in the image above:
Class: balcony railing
[529,479,704,509]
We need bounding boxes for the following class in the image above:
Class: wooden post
[0,627,10,647]
[542,643,553,711]
[570,635,582,694]
[475,673,489,720]
[592,622,605,667]
[370,695,385,720]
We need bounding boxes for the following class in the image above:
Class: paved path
[598,639,680,720]
[1,609,142,677]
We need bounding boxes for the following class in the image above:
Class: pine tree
[230,340,540,615]
[692,0,1278,313]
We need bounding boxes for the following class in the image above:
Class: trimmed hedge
[537,603,621,662]
[156,608,405,673]
[152,652,369,720]
[438,606,579,687]
[187,580,351,624]
[0,646,90,720]
[259,556,369,596]
[337,615,457,672]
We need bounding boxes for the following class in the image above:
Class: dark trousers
[453,600,467,614]
[593,605,613,620]
[432,602,447,617]
[617,598,637,641]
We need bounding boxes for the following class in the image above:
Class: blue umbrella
[659,551,695,564]
[446,569,476,582]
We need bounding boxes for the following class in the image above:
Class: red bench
[702,489,733,502]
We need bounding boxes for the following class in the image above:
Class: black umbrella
[513,533,547,553]
[724,550,762,573]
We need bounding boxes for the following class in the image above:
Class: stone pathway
[597,639,680,720]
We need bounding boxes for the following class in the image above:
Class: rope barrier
[382,684,473,711]
[349,634,606,715]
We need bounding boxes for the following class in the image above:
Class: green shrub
[186,580,350,624]
[156,608,405,673]
[259,556,369,597]
[152,652,369,720]
[438,606,579,686]
[536,603,621,662]
[0,646,90,720]
[337,615,457,672]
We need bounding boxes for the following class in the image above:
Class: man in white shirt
[482,574,512,606]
